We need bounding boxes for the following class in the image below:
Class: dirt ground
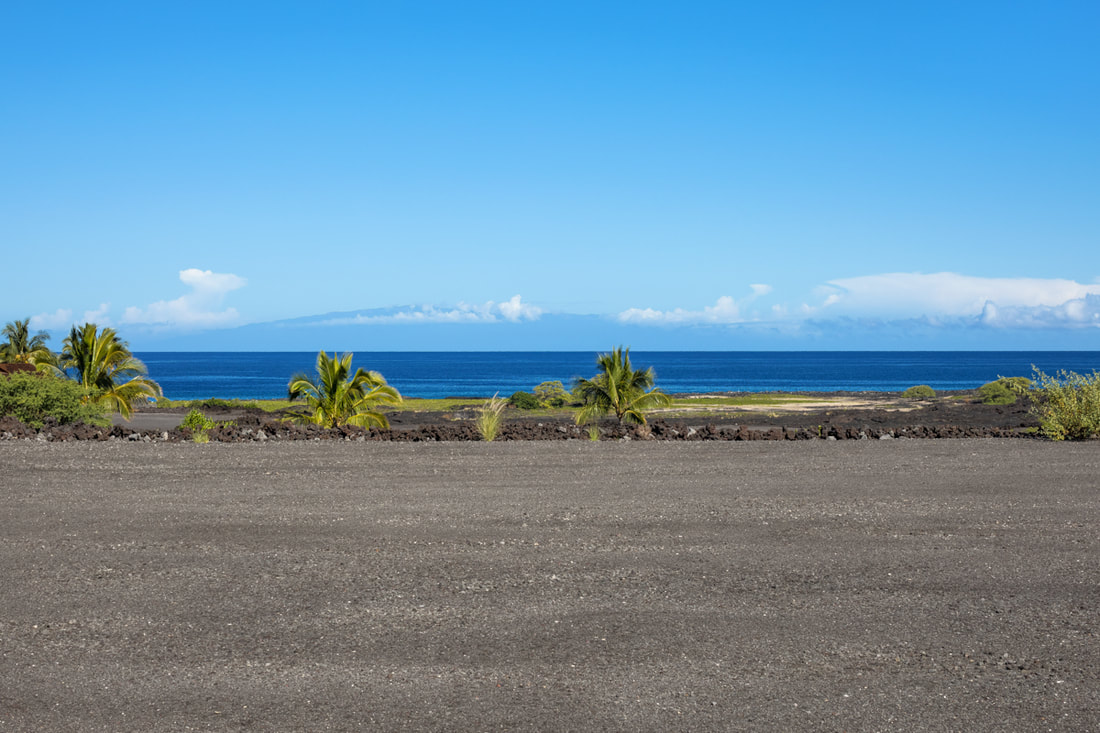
[2,441,1098,731]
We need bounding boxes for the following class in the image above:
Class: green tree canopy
[288,351,402,429]
[573,346,671,425]
[57,323,162,419]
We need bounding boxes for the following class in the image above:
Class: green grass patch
[394,397,485,412]
[157,397,293,412]
[395,397,574,418]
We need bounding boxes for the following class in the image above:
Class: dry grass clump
[476,393,507,442]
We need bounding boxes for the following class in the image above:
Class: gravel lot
[2,440,1098,731]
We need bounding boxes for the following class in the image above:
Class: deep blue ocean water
[136,351,1100,400]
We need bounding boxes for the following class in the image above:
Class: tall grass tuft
[1018,368,1100,440]
[476,393,507,442]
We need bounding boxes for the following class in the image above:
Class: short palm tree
[574,346,671,425]
[1,318,54,368]
[287,351,402,429]
[57,323,163,419]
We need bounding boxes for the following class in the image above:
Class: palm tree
[573,346,671,425]
[1,318,54,367]
[57,323,162,419]
[288,351,402,429]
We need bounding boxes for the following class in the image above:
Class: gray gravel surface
[2,441,1098,731]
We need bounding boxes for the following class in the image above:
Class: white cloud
[822,272,1100,318]
[30,308,74,330]
[179,268,246,295]
[749,283,772,297]
[618,287,771,325]
[980,294,1100,329]
[30,303,112,331]
[498,294,542,322]
[83,303,112,325]
[320,296,543,326]
[122,268,246,327]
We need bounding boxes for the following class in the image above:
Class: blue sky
[3,1,1098,350]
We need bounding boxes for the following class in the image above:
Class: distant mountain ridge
[128,310,630,351]
[121,307,1097,352]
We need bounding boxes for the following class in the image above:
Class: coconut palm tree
[57,323,162,419]
[574,346,671,425]
[1,318,54,367]
[288,351,402,429]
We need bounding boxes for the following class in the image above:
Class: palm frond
[574,346,666,425]
[286,351,402,428]
[55,323,161,419]
[1,318,53,364]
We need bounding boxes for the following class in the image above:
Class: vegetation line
[4,319,1099,440]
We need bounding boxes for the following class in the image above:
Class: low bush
[508,391,541,410]
[0,372,108,428]
[977,377,1031,405]
[533,380,570,407]
[181,408,215,442]
[181,408,215,431]
[977,380,1016,405]
[902,384,936,399]
[998,376,1033,392]
[1025,368,1100,440]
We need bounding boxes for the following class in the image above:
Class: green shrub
[977,380,1017,405]
[533,380,570,407]
[997,376,1033,392]
[1026,368,1100,441]
[0,372,108,428]
[508,391,541,410]
[181,408,215,431]
[476,394,507,442]
[902,384,936,399]
[181,408,215,442]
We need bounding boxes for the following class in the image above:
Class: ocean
[135,351,1100,401]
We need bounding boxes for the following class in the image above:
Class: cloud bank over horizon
[23,270,1100,350]
[818,273,1100,328]
[618,285,773,325]
[616,273,1100,332]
